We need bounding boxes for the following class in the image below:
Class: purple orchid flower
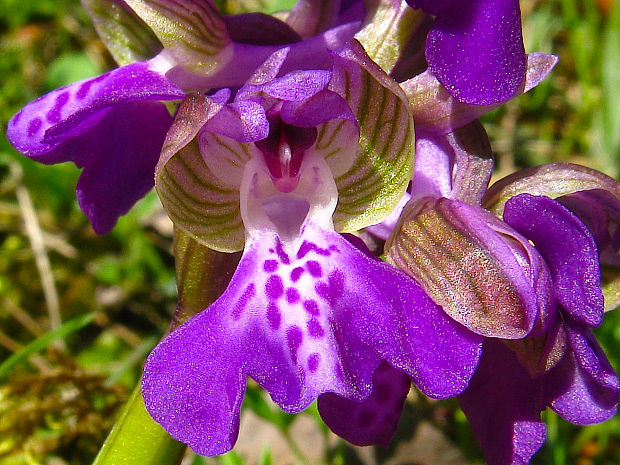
[141,42,484,456]
[6,0,363,234]
[406,0,527,105]
[384,121,619,464]
[458,191,619,465]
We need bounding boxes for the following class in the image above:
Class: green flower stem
[92,382,186,465]
[93,229,241,465]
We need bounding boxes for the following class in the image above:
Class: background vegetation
[0,1,618,464]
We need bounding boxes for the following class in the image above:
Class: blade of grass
[0,312,95,380]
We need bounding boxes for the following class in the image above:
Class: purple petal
[558,190,620,267]
[256,69,332,101]
[402,53,558,134]
[407,0,454,16]
[74,101,173,233]
[411,133,455,199]
[7,61,183,159]
[318,362,410,447]
[503,194,604,328]
[280,89,356,128]
[458,339,547,465]
[565,322,620,392]
[201,100,269,143]
[425,0,526,105]
[545,325,619,425]
[7,61,183,233]
[143,221,482,454]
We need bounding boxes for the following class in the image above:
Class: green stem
[92,382,186,465]
[93,230,240,465]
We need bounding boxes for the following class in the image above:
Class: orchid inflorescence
[7,1,619,464]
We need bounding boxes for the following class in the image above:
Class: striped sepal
[386,197,540,339]
[125,0,232,75]
[81,0,162,65]
[157,140,245,252]
[483,162,620,217]
[329,40,415,232]
[156,93,246,252]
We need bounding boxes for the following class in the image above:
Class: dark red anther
[255,112,318,192]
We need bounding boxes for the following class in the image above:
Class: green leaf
[45,52,102,88]
[258,447,274,465]
[0,313,95,380]
[601,2,620,157]
[217,451,246,465]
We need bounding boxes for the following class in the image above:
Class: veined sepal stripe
[329,40,415,232]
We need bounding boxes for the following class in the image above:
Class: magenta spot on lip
[306,260,322,277]
[265,275,284,300]
[27,118,42,137]
[308,353,320,372]
[297,240,332,259]
[329,271,344,293]
[307,318,325,338]
[232,283,256,320]
[263,259,279,273]
[315,272,344,304]
[287,325,303,360]
[290,267,304,282]
[303,299,320,316]
[275,237,290,264]
[286,287,300,303]
[315,282,330,301]
[267,302,281,330]
[12,111,22,125]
